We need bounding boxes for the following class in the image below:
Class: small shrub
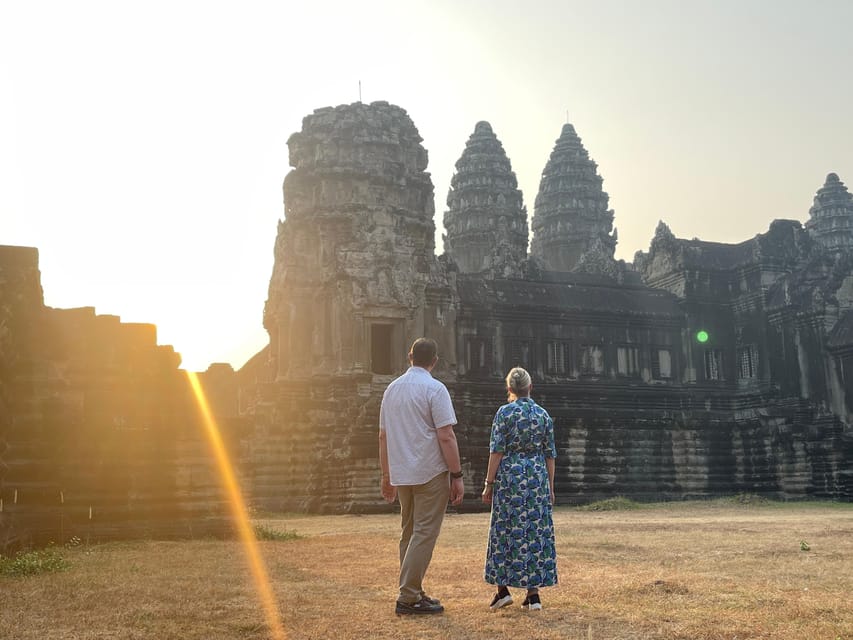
[253,524,300,541]
[800,540,811,551]
[64,536,83,549]
[577,497,641,511]
[0,546,70,577]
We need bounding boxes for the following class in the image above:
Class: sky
[3,1,852,371]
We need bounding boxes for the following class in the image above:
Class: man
[379,337,465,615]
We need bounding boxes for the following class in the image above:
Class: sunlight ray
[186,371,287,640]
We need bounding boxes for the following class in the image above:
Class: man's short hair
[410,338,438,367]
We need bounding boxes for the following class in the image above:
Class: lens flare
[186,371,286,640]
[696,330,709,343]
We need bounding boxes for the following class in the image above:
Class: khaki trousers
[396,471,450,604]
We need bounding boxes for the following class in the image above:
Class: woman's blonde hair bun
[506,367,532,392]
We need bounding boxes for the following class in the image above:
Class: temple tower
[442,121,528,276]
[530,123,617,273]
[264,101,436,380]
[254,101,456,512]
[805,173,853,253]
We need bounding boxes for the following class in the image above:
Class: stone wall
[0,246,43,549]
[452,383,849,504]
[241,376,387,513]
[0,246,230,553]
[236,359,851,512]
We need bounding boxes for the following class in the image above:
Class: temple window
[580,345,604,375]
[651,348,672,379]
[466,337,492,375]
[704,349,724,380]
[616,346,640,377]
[737,344,759,379]
[370,324,394,375]
[507,339,533,369]
[546,341,571,375]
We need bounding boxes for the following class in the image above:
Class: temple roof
[810,173,853,214]
[637,219,811,281]
[443,120,527,275]
[530,121,616,273]
[805,172,853,252]
[674,238,758,269]
[457,273,681,317]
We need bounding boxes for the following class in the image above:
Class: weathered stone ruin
[443,121,528,278]
[251,102,453,512]
[805,172,853,253]
[530,123,619,276]
[0,246,231,551]
[2,99,851,551]
[240,100,853,512]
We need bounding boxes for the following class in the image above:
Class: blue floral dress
[484,397,558,588]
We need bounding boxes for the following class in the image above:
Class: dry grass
[1,501,851,640]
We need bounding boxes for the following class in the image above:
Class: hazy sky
[3,1,852,370]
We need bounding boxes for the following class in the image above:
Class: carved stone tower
[264,101,436,380]
[530,123,617,273]
[442,121,528,276]
[805,173,853,253]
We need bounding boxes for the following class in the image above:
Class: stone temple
[2,99,852,549]
[244,100,852,511]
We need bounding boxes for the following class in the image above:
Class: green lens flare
[696,330,709,343]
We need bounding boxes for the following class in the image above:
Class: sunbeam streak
[186,371,287,640]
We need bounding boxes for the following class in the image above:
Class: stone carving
[805,173,853,253]
[443,121,528,278]
[246,102,457,512]
[264,101,442,381]
[530,123,617,274]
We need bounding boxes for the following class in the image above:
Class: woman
[482,367,557,611]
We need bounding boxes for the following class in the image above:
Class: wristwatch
[449,470,464,479]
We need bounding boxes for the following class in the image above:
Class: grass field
[1,499,851,639]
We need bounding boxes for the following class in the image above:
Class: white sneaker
[522,594,542,611]
[489,591,513,611]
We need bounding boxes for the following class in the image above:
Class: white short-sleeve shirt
[379,366,457,486]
